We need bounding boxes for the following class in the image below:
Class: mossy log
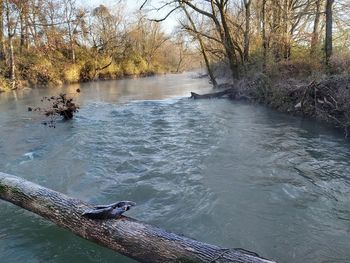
[0,172,276,263]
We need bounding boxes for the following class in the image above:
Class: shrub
[329,53,350,75]
[133,56,148,74]
[121,54,149,76]
[0,76,10,92]
[121,60,138,75]
[267,58,323,79]
[98,62,121,79]
[18,52,62,86]
[80,60,95,81]
[63,64,81,83]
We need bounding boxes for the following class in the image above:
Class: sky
[77,0,179,33]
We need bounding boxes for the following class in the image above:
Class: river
[0,73,350,263]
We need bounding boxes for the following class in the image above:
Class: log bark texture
[0,172,276,263]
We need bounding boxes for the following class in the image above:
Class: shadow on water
[1,73,350,263]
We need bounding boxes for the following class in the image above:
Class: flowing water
[0,73,350,263]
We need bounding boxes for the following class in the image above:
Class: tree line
[142,0,350,84]
[0,0,199,91]
[1,0,349,92]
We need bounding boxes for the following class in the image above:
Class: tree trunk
[217,4,239,79]
[0,0,4,59]
[325,0,334,66]
[9,36,15,88]
[69,32,76,63]
[282,0,290,60]
[22,0,29,50]
[243,0,251,62]
[5,0,15,89]
[310,0,322,55]
[25,12,29,49]
[71,43,76,63]
[20,11,25,52]
[261,0,267,70]
[0,172,276,263]
[271,1,281,61]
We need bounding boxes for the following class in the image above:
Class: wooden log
[190,88,235,100]
[0,172,276,263]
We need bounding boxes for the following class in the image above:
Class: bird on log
[82,201,136,219]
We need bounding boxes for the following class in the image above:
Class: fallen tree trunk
[0,172,276,263]
[191,88,235,100]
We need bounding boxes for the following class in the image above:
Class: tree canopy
[0,0,200,91]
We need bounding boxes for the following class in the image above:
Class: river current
[0,73,350,263]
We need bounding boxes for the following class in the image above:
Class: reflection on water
[1,73,350,263]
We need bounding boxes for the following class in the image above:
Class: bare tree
[63,0,82,63]
[310,0,323,55]
[181,0,243,78]
[261,0,268,69]
[0,0,4,59]
[4,0,19,89]
[179,2,217,85]
[133,14,169,67]
[325,0,334,65]
[243,0,251,62]
[17,0,29,52]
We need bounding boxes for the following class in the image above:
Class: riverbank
[0,50,199,93]
[0,69,167,93]
[198,72,350,137]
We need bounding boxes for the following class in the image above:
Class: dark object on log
[0,172,276,263]
[82,201,136,219]
[191,88,235,100]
